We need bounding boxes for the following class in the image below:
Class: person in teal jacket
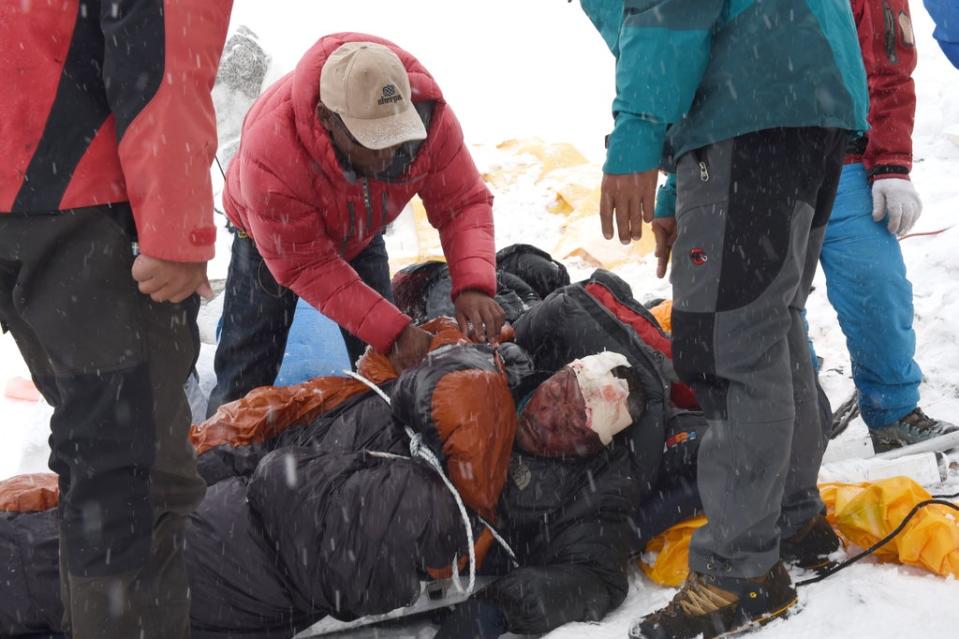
[581,2,868,639]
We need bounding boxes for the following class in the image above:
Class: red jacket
[850,0,918,179]
[223,33,496,354]
[0,0,232,262]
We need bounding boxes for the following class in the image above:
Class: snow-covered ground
[2,2,957,638]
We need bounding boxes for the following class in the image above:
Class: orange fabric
[356,317,472,384]
[191,376,368,456]
[431,367,517,523]
[193,318,488,456]
[0,473,60,513]
[427,527,495,580]
[649,300,673,333]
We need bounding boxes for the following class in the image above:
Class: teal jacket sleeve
[654,173,677,219]
[585,0,724,175]
[580,0,625,54]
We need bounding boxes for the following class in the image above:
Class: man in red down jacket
[0,1,232,638]
[208,33,504,415]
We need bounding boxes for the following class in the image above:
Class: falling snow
[2,2,957,638]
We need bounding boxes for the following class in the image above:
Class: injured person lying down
[2,251,797,639]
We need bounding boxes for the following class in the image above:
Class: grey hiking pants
[670,128,847,579]
[0,204,206,638]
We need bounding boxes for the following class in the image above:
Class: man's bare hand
[651,217,678,279]
[131,255,213,303]
[454,290,506,344]
[388,323,433,373]
[600,170,659,244]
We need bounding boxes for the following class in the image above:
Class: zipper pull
[362,179,372,208]
[698,161,709,183]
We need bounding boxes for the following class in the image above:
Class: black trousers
[0,204,206,638]
[207,232,394,417]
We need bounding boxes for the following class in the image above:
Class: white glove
[871,177,922,236]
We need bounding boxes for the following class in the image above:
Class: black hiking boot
[870,408,959,453]
[780,514,840,571]
[628,562,798,639]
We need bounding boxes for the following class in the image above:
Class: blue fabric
[654,173,677,218]
[274,298,351,386]
[208,234,392,416]
[208,234,299,416]
[814,163,921,428]
[581,0,869,174]
[925,0,959,68]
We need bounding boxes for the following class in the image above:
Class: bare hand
[388,323,433,373]
[600,170,659,244]
[131,255,213,303]
[651,217,678,279]
[454,291,506,344]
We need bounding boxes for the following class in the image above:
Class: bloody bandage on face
[517,352,637,458]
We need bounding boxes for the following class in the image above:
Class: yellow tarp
[392,139,656,273]
[640,515,707,587]
[493,139,656,268]
[640,477,959,587]
[485,139,590,187]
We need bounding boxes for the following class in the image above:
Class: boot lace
[655,574,738,619]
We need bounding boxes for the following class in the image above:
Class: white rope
[404,427,477,593]
[478,516,519,567]
[345,371,392,404]
[344,371,520,568]
[344,370,476,593]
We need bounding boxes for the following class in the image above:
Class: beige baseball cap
[319,42,428,150]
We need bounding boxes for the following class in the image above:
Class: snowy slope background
[2,2,958,637]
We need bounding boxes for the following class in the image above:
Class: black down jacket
[392,243,571,325]
[401,258,711,552]
[391,265,687,632]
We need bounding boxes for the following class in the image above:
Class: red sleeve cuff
[136,228,216,262]
[359,306,412,355]
[449,257,497,301]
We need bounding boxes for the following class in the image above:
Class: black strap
[869,164,910,179]
[845,134,868,156]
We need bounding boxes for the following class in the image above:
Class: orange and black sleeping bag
[0,324,522,638]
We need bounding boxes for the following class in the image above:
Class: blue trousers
[810,163,921,428]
